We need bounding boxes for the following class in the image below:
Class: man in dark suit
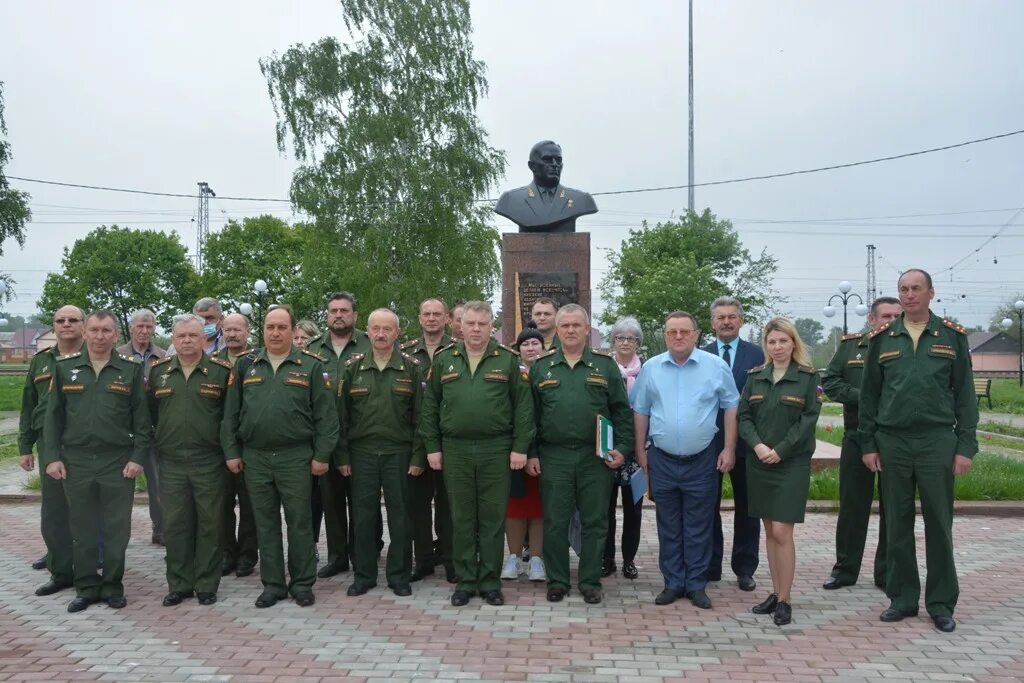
[701,297,764,592]
[494,141,597,233]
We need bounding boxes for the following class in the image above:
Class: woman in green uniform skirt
[738,317,821,626]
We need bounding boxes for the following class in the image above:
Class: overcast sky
[2,0,1023,332]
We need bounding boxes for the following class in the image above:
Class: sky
[2,0,1023,333]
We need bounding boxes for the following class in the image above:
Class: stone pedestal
[501,232,590,339]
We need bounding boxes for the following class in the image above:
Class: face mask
[203,323,218,338]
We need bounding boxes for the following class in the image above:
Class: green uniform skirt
[746,454,811,523]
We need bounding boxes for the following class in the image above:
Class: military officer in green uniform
[821,297,901,591]
[42,310,151,613]
[214,312,259,577]
[149,314,235,606]
[338,309,425,596]
[401,297,456,582]
[860,269,978,633]
[304,292,373,578]
[223,305,339,608]
[19,305,85,597]
[420,301,535,607]
[528,303,633,605]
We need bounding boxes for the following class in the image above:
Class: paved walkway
[1,503,1022,682]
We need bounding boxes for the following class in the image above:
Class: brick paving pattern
[0,503,1021,682]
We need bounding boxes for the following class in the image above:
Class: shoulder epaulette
[208,356,233,370]
[57,351,82,362]
[401,352,420,365]
[497,343,520,356]
[345,352,365,367]
[121,354,142,363]
[34,345,54,356]
[435,342,456,355]
[537,348,558,360]
[841,332,864,341]
[747,362,768,374]
[942,319,967,335]
[590,347,613,357]
[869,322,891,339]
[152,356,173,366]
[797,364,817,374]
[305,333,323,346]
[400,338,420,350]
[301,349,325,361]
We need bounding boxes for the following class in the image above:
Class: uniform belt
[651,442,706,462]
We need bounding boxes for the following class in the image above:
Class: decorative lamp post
[822,281,868,335]
[252,279,268,346]
[1004,300,1024,387]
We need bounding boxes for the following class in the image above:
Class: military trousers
[443,447,510,594]
[539,446,613,592]
[351,451,412,589]
[38,449,73,585]
[319,467,352,567]
[142,445,163,538]
[877,429,959,617]
[832,432,887,586]
[223,471,258,569]
[244,448,316,597]
[409,468,452,569]
[62,452,135,600]
[160,457,227,594]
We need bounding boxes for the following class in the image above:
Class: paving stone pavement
[0,502,1022,682]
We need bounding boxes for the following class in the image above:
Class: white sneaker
[528,555,546,582]
[501,553,521,580]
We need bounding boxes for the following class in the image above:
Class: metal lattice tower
[866,244,877,303]
[195,182,216,273]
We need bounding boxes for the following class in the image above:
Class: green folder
[595,414,614,462]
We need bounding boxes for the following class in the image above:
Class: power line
[934,208,1024,276]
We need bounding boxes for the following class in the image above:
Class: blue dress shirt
[715,339,736,369]
[630,348,740,456]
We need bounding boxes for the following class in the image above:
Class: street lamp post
[1001,299,1024,387]
[822,280,869,335]
[249,279,268,347]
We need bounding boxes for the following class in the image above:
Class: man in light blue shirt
[632,311,739,608]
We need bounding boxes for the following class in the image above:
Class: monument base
[501,232,591,340]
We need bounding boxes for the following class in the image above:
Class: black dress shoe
[346,584,373,597]
[162,591,192,606]
[293,592,315,607]
[445,565,458,584]
[880,606,919,622]
[546,588,566,602]
[687,589,712,609]
[654,588,684,606]
[35,580,72,597]
[822,576,854,590]
[582,589,603,604]
[622,562,638,580]
[235,563,255,578]
[737,575,756,592]
[221,562,237,577]
[450,590,472,606]
[410,565,435,582]
[105,596,127,609]
[932,615,956,632]
[391,585,412,597]
[255,591,283,608]
[752,593,779,614]
[31,556,48,571]
[197,592,217,605]
[773,600,792,625]
[482,590,504,606]
[67,596,96,613]
[600,560,616,578]
[317,563,342,579]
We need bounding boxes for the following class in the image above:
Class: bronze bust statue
[494,140,598,233]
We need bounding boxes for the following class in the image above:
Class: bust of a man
[494,140,598,233]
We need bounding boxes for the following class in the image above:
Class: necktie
[721,343,731,367]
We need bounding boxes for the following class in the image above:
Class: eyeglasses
[613,336,639,344]
[665,329,698,338]
[54,318,82,325]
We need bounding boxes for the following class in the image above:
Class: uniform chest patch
[440,372,460,383]
[34,372,52,384]
[748,393,765,402]
[199,384,223,397]
[392,384,413,395]
[62,384,85,393]
[243,376,264,386]
[484,370,508,382]
[879,350,901,362]
[537,378,560,390]
[284,376,310,388]
[107,383,131,395]
[154,387,174,398]
[928,344,956,359]
[846,359,865,367]
[780,394,805,407]
[348,385,370,396]
[585,375,608,387]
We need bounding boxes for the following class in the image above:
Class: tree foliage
[988,294,1024,339]
[260,0,506,327]
[598,210,782,352]
[37,226,196,335]
[0,82,32,300]
[793,317,825,348]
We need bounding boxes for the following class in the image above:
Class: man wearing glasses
[701,297,764,592]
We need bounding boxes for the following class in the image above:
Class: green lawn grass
[989,379,1024,415]
[978,420,1024,439]
[819,404,843,416]
[0,376,23,412]
[816,424,845,446]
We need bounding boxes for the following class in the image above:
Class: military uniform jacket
[335,348,426,468]
[212,347,252,367]
[858,312,978,458]
[822,332,870,431]
[738,362,821,462]
[41,350,152,466]
[222,346,339,463]
[148,354,234,462]
[19,345,85,455]
[401,334,456,368]
[529,346,634,458]
[419,339,535,454]
[304,330,372,387]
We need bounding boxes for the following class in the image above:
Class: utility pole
[196,181,216,274]
[687,0,695,213]
[866,244,877,304]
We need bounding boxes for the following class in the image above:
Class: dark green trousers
[831,432,887,585]
[351,451,412,589]
[877,429,959,617]
[319,467,352,567]
[62,452,135,600]
[443,447,510,594]
[160,457,227,594]
[38,450,73,585]
[244,448,316,597]
[409,468,452,569]
[539,446,613,592]
[223,471,258,568]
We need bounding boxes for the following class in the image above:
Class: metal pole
[687,0,695,213]
[842,296,848,336]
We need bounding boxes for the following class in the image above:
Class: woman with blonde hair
[738,317,821,626]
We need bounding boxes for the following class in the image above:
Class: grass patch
[25,473,40,490]
[0,439,19,460]
[979,420,1024,439]
[815,424,845,447]
[979,433,1024,451]
[988,379,1024,415]
[0,375,23,411]
[819,404,843,416]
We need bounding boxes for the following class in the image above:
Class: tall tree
[260,0,506,326]
[0,82,32,300]
[989,294,1024,339]
[793,317,825,348]
[599,210,782,352]
[38,226,196,335]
